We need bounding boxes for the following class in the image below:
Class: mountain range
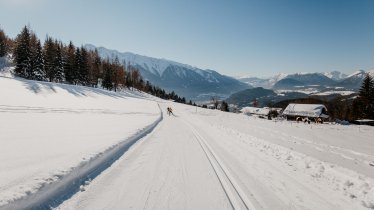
[238,70,373,91]
[84,44,372,102]
[84,44,250,101]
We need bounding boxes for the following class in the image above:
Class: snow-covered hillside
[0,75,161,208]
[57,102,374,210]
[1,74,373,210]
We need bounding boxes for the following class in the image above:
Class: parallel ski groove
[184,120,256,210]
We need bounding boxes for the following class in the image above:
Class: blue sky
[0,0,373,77]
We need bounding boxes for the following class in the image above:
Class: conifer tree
[64,41,75,84]
[356,73,374,119]
[0,29,8,57]
[32,40,46,81]
[89,49,101,87]
[29,33,38,74]
[79,47,89,85]
[220,101,229,112]
[73,48,82,85]
[14,26,31,78]
[44,36,56,82]
[102,60,113,90]
[54,43,65,82]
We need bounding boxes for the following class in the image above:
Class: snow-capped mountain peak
[347,69,366,78]
[84,44,250,100]
[323,71,348,81]
[84,44,195,76]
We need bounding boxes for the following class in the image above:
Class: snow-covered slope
[1,74,374,210]
[84,44,250,101]
[58,102,374,210]
[0,76,161,208]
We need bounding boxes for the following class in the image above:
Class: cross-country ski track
[0,76,373,210]
[57,102,373,210]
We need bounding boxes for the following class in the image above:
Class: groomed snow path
[57,103,238,210]
[57,102,374,210]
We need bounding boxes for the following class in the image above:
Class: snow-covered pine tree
[358,73,374,119]
[102,59,113,90]
[14,26,32,78]
[0,29,8,57]
[90,49,102,87]
[32,40,46,81]
[64,41,75,84]
[73,48,81,85]
[44,36,56,82]
[79,47,89,85]
[54,43,65,82]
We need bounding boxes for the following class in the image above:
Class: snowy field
[1,75,374,210]
[0,76,161,208]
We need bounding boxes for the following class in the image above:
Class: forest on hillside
[0,26,189,104]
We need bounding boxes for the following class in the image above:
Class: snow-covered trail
[59,102,374,210]
[57,103,235,210]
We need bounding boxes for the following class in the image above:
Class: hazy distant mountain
[336,70,374,89]
[273,78,305,90]
[239,70,370,91]
[237,73,287,89]
[272,73,336,90]
[226,87,308,107]
[285,73,335,86]
[85,44,250,101]
[323,71,348,81]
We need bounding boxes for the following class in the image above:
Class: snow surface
[1,75,374,210]
[56,102,374,210]
[0,76,161,208]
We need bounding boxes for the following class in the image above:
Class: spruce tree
[102,60,113,90]
[357,73,374,119]
[73,48,81,85]
[54,43,65,82]
[64,41,75,84]
[14,26,31,78]
[32,40,46,81]
[29,33,38,77]
[79,47,89,85]
[44,37,56,82]
[0,29,8,57]
[90,49,102,87]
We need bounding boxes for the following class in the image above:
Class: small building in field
[240,107,282,117]
[282,103,329,120]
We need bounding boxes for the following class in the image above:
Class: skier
[167,107,171,116]
[169,107,174,116]
[166,107,174,116]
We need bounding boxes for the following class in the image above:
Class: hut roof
[282,103,328,118]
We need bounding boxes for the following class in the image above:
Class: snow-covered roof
[282,103,328,118]
[240,107,281,116]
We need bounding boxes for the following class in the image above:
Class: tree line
[0,26,188,103]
